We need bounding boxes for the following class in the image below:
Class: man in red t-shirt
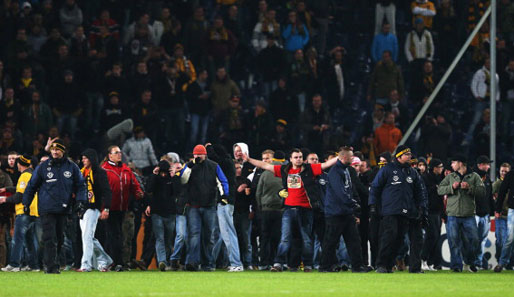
[244,148,337,271]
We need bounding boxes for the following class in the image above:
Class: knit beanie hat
[193,145,207,155]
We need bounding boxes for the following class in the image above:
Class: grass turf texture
[1,270,512,297]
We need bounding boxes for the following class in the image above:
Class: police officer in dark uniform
[369,145,428,273]
[23,139,87,274]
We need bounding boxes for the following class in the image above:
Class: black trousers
[358,211,370,266]
[259,210,282,267]
[41,213,67,272]
[377,215,423,272]
[106,211,125,266]
[421,213,442,266]
[321,214,363,270]
[369,216,381,268]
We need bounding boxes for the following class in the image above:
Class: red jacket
[101,161,143,211]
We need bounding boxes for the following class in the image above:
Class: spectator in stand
[145,160,177,271]
[210,66,241,115]
[124,24,155,68]
[21,90,53,141]
[434,0,457,65]
[122,127,158,176]
[324,47,346,109]
[270,120,292,152]
[288,49,310,112]
[500,58,514,142]
[385,89,409,132]
[295,1,313,34]
[102,145,144,272]
[100,91,128,134]
[183,6,209,68]
[404,19,434,81]
[0,167,13,268]
[39,27,66,63]
[59,0,83,38]
[462,58,500,146]
[218,95,248,147]
[375,1,396,36]
[421,113,451,160]
[186,69,210,148]
[269,77,299,126]
[0,88,22,128]
[17,66,42,106]
[69,26,89,62]
[421,158,444,271]
[205,15,237,78]
[89,9,120,47]
[367,50,404,105]
[256,34,286,101]
[51,70,84,138]
[252,9,281,53]
[282,10,309,56]
[104,63,131,104]
[90,25,120,67]
[173,44,197,92]
[124,12,155,46]
[249,100,274,156]
[132,89,158,142]
[129,62,153,107]
[409,60,436,109]
[224,5,245,45]
[300,94,331,156]
[374,112,402,154]
[411,0,436,29]
[27,25,48,56]
[152,7,176,46]
[371,22,398,63]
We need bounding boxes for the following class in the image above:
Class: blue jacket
[369,160,427,218]
[371,32,398,63]
[282,24,309,52]
[23,157,87,215]
[323,160,358,217]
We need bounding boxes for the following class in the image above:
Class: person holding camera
[437,154,485,273]
[22,139,87,274]
[77,149,113,272]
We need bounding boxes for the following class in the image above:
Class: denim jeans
[170,215,187,261]
[80,209,113,270]
[446,216,480,269]
[9,214,37,268]
[499,209,514,266]
[186,206,216,268]
[495,217,508,261]
[337,236,350,266]
[189,114,209,149]
[215,204,242,267]
[152,214,176,264]
[475,215,490,267]
[274,207,314,267]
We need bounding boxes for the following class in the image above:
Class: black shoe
[44,268,60,274]
[114,265,126,272]
[170,260,180,271]
[452,268,462,273]
[433,265,442,271]
[469,265,478,273]
[341,264,349,271]
[494,265,503,273]
[134,260,147,271]
[185,264,198,271]
[352,266,370,273]
[158,262,167,272]
[409,270,424,274]
[376,266,389,273]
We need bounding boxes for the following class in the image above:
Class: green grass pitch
[1,270,513,297]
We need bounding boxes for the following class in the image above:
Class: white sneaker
[428,265,437,272]
[421,261,430,271]
[1,265,21,272]
[228,266,244,272]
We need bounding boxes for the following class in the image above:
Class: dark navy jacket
[323,160,358,217]
[23,157,87,215]
[369,160,427,218]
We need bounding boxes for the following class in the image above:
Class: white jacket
[471,66,500,101]
[404,29,434,62]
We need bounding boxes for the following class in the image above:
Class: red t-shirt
[274,164,323,208]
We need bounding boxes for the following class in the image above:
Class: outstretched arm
[243,153,274,172]
[321,156,338,171]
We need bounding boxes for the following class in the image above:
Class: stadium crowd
[0,0,514,274]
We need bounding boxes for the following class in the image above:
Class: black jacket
[497,171,514,212]
[207,145,236,205]
[280,163,323,211]
[474,167,495,216]
[82,149,112,210]
[147,173,177,217]
[422,171,444,214]
[183,158,228,208]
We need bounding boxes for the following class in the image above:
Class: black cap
[429,158,443,170]
[451,154,467,164]
[395,145,411,158]
[476,155,493,164]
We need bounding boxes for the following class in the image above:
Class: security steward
[23,139,87,274]
[369,145,428,273]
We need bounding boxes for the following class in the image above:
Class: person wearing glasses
[101,145,144,271]
[420,158,445,271]
[369,145,428,273]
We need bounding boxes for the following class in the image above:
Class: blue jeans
[499,209,514,266]
[336,236,350,266]
[186,206,216,268]
[446,216,480,269]
[475,215,490,267]
[274,207,314,267]
[214,204,242,267]
[152,214,176,264]
[170,215,187,261]
[79,209,112,270]
[495,217,508,261]
[464,101,488,142]
[9,214,37,268]
[189,114,209,149]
